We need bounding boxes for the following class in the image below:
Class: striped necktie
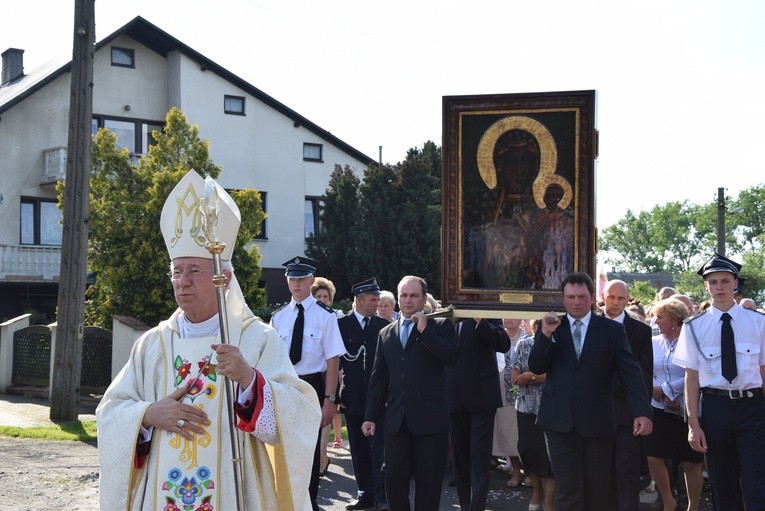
[573,319,583,359]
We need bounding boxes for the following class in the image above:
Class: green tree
[740,240,765,305]
[600,201,714,273]
[82,107,265,327]
[600,184,765,306]
[305,164,362,299]
[731,184,765,252]
[356,162,400,293]
[306,141,443,300]
[392,141,442,296]
[627,281,657,308]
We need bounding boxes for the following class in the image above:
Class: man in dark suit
[529,272,653,511]
[362,275,459,511]
[338,278,390,511]
[446,318,511,511]
[601,279,653,511]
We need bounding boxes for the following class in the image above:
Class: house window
[224,95,245,115]
[255,191,267,239]
[111,47,135,68]
[20,198,63,246]
[305,197,321,238]
[303,143,323,162]
[142,123,163,152]
[93,116,163,155]
[104,119,136,153]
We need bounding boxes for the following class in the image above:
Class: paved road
[1,393,713,510]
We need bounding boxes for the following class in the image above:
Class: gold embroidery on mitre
[169,184,207,248]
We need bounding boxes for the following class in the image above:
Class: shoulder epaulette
[743,307,765,316]
[316,301,335,314]
[271,303,288,316]
[683,310,706,324]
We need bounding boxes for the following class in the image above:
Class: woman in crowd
[311,277,345,475]
[376,290,398,322]
[492,318,525,487]
[512,319,555,511]
[646,298,704,511]
[626,299,647,322]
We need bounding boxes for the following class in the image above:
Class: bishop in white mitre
[97,170,320,510]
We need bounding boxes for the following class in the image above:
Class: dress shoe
[319,459,331,478]
[345,495,374,510]
[374,503,389,511]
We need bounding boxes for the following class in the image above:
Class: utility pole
[50,0,95,421]
[716,187,726,257]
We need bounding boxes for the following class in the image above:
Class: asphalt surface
[1,392,712,510]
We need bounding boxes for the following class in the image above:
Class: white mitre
[159,169,241,260]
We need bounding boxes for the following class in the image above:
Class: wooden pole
[716,187,726,257]
[50,0,95,421]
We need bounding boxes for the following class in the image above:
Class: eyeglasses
[168,268,214,280]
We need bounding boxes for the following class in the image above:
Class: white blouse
[651,334,685,410]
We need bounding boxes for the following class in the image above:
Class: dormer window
[224,95,245,115]
[111,47,135,68]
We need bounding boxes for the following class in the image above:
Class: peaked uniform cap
[697,253,742,278]
[283,256,319,277]
[352,278,381,296]
[160,169,241,260]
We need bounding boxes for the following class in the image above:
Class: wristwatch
[531,373,537,381]
[324,394,336,402]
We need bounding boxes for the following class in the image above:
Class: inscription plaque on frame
[441,90,597,313]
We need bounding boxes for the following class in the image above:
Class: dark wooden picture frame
[441,90,598,314]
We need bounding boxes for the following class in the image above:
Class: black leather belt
[702,387,763,399]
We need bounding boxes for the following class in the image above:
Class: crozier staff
[96,169,319,510]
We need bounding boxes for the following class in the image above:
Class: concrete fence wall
[0,314,31,392]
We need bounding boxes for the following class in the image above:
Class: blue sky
[3,0,764,229]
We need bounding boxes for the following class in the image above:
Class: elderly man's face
[740,298,757,311]
[171,257,220,323]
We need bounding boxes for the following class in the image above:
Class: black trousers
[345,413,386,504]
[608,423,644,511]
[700,391,765,511]
[300,372,325,511]
[449,409,496,511]
[544,428,614,511]
[384,418,448,511]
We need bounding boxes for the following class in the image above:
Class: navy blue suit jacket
[364,317,459,436]
[446,319,511,413]
[528,313,652,437]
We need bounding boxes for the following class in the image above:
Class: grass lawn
[0,421,97,442]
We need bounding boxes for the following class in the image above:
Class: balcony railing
[0,244,61,281]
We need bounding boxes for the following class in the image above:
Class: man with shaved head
[673,294,697,315]
[602,280,653,511]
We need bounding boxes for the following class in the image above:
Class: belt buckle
[729,389,745,399]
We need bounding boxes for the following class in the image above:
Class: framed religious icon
[441,90,598,315]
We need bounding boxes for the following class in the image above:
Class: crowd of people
[95,170,765,511]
